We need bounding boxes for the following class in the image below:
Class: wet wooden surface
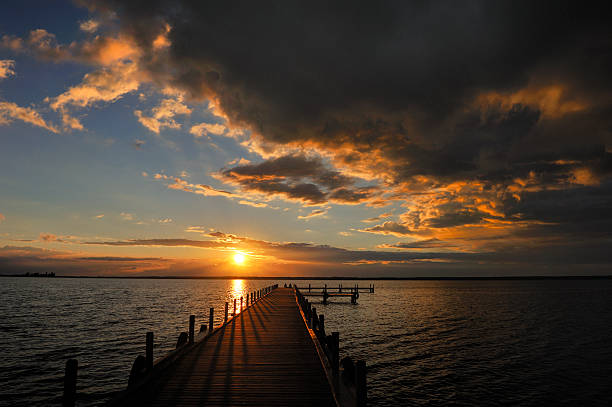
[119,288,336,406]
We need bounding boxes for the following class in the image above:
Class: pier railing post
[240,296,243,311]
[319,314,325,337]
[209,307,214,331]
[189,315,195,344]
[356,360,367,407]
[225,302,229,323]
[146,332,154,370]
[63,358,78,407]
[312,307,318,330]
[331,332,339,373]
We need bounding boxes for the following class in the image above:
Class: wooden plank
[116,288,336,407]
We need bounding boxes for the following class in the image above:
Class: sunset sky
[1,1,611,276]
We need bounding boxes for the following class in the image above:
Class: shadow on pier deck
[111,288,336,406]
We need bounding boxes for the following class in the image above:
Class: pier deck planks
[119,288,336,407]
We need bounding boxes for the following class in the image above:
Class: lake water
[1,277,611,406]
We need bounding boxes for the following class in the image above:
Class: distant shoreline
[1,274,612,280]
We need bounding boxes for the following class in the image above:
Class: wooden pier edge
[293,287,362,407]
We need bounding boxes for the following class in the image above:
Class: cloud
[0,101,58,133]
[120,212,134,221]
[218,154,377,205]
[39,233,65,242]
[378,239,457,249]
[79,19,100,33]
[0,60,15,79]
[362,212,393,223]
[361,221,416,237]
[134,96,192,133]
[298,209,327,220]
[190,122,227,138]
[50,61,140,111]
[154,173,235,198]
[2,29,139,66]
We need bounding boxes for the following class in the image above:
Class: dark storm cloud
[84,1,612,184]
[379,239,457,249]
[219,154,376,204]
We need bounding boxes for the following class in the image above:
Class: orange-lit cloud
[0,60,15,79]
[0,101,58,133]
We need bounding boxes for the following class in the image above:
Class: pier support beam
[63,358,78,407]
[146,332,154,370]
[209,307,214,332]
[189,315,195,344]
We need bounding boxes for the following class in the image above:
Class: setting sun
[233,252,246,265]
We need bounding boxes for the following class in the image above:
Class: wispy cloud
[297,209,328,220]
[0,60,15,79]
[134,96,192,134]
[190,122,227,138]
[0,101,58,133]
[79,19,100,33]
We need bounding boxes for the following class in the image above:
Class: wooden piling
[209,307,214,332]
[189,315,195,344]
[331,332,339,373]
[319,314,325,336]
[62,358,78,407]
[356,360,367,406]
[146,332,154,370]
[240,296,243,311]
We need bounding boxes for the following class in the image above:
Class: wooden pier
[294,283,374,304]
[61,285,367,406]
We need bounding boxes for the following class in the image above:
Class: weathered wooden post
[240,296,243,312]
[146,332,154,370]
[319,314,325,337]
[189,315,195,344]
[331,332,339,373]
[338,283,341,292]
[63,359,78,407]
[225,302,229,323]
[312,307,318,330]
[209,307,214,331]
[356,360,367,407]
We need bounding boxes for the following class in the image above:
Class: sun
[233,252,246,265]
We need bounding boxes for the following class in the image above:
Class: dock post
[189,315,195,344]
[356,360,367,407]
[146,332,154,370]
[209,307,214,331]
[240,296,243,312]
[319,314,325,336]
[312,307,317,330]
[225,302,229,323]
[331,332,339,373]
[63,358,78,407]
[323,290,328,305]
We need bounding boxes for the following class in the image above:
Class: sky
[0,1,611,277]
